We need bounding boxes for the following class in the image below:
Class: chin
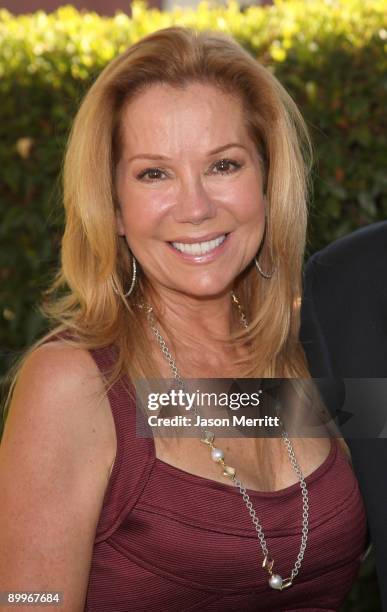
[173,279,234,300]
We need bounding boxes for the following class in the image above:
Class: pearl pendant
[211,447,224,462]
[269,574,283,590]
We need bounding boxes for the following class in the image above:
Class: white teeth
[171,234,226,255]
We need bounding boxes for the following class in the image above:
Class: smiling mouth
[170,234,228,256]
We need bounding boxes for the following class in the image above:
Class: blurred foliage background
[0,0,386,608]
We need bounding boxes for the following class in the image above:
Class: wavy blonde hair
[3,26,313,424]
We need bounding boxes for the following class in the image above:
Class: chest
[153,436,333,492]
[87,438,367,612]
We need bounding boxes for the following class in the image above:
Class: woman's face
[115,82,266,299]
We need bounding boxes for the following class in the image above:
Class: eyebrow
[126,143,248,163]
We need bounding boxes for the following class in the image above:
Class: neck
[143,286,247,377]
[148,286,237,340]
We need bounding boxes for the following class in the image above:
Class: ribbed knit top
[85,345,367,612]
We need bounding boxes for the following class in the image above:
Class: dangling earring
[255,210,275,279]
[112,254,137,298]
[124,254,137,297]
[254,256,274,280]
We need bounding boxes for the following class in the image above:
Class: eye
[210,158,242,175]
[136,167,167,182]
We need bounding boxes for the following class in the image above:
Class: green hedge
[0,2,385,608]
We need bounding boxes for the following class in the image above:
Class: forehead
[118,82,251,156]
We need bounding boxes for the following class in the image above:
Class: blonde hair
[2,26,313,426]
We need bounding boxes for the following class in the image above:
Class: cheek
[244,197,265,223]
[231,190,266,225]
[223,173,265,222]
[119,191,169,237]
[116,169,170,236]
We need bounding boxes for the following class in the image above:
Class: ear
[115,206,126,236]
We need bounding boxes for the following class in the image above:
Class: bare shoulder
[0,340,116,609]
[8,340,115,448]
[4,340,117,474]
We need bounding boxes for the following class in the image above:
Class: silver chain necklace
[144,293,308,591]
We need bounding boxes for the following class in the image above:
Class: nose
[172,176,216,225]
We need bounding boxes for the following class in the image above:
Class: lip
[167,232,231,263]
[168,232,228,244]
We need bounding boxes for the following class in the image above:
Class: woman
[0,27,366,611]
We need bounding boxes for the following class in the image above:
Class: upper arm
[0,342,116,611]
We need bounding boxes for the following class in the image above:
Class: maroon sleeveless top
[85,345,367,612]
